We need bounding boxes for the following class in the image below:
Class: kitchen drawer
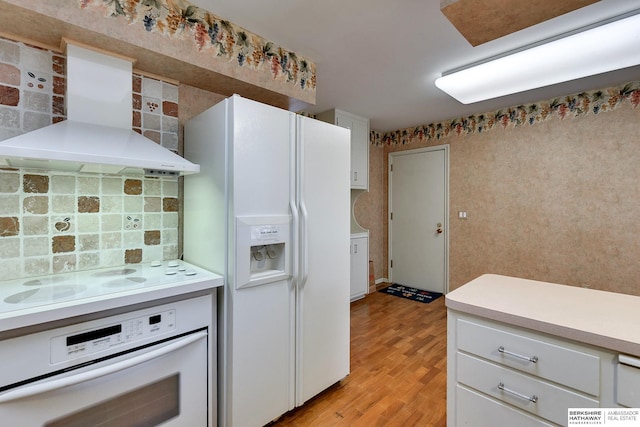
[617,355,640,407]
[456,385,555,427]
[457,318,600,395]
[457,352,598,425]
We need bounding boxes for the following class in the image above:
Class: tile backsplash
[0,37,182,281]
[0,170,180,280]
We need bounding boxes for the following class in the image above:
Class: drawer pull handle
[498,346,538,363]
[498,382,539,403]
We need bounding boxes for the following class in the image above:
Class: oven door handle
[0,331,207,404]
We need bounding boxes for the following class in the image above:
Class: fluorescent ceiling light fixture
[435,12,640,104]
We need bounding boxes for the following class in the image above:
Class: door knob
[436,222,443,234]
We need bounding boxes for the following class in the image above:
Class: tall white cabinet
[316,109,369,190]
[318,109,371,301]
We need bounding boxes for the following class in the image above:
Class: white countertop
[0,261,223,333]
[446,274,640,357]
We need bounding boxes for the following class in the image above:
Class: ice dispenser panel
[236,215,291,289]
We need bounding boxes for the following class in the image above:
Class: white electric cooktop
[0,260,223,333]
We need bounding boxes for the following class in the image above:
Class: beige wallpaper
[449,106,640,294]
[0,0,315,110]
[353,145,386,284]
[360,102,640,296]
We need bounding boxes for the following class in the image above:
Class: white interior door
[389,145,448,293]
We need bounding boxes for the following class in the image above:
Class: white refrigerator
[183,95,351,427]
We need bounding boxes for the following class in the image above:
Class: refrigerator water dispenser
[236,216,291,289]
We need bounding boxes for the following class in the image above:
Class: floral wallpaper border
[80,0,316,92]
[373,81,640,146]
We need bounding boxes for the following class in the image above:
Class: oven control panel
[50,309,176,364]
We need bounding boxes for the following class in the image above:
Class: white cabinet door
[617,358,640,407]
[350,235,368,301]
[317,109,369,190]
[337,113,369,190]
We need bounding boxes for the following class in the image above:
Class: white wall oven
[0,294,213,426]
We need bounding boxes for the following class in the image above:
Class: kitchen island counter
[446,274,640,358]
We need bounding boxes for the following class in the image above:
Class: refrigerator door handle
[299,200,309,288]
[290,199,300,288]
[297,116,309,290]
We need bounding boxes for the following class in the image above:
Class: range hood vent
[0,41,199,176]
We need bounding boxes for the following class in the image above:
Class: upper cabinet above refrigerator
[317,109,370,191]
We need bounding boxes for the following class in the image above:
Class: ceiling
[189,0,640,132]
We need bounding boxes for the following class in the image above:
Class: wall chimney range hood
[0,40,199,176]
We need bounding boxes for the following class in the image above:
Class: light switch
[458,211,468,220]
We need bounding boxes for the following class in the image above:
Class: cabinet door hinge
[390,212,393,220]
[390,260,393,268]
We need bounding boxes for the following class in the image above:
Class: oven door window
[0,331,208,427]
[46,374,180,427]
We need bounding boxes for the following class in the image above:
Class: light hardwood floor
[271,289,448,426]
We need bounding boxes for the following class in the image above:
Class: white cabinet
[447,311,618,426]
[447,274,640,426]
[350,234,368,301]
[318,109,370,299]
[617,356,640,407]
[317,109,369,190]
